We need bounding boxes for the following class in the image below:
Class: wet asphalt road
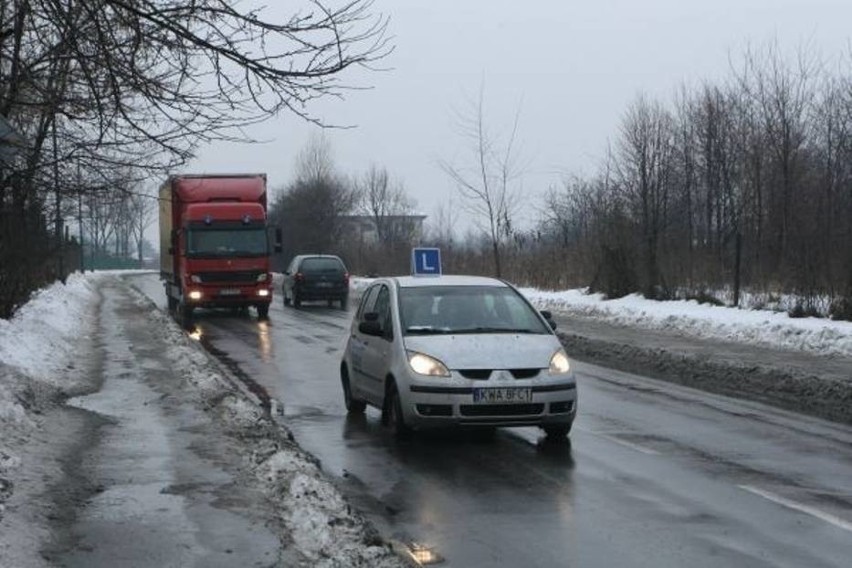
[131,274,852,568]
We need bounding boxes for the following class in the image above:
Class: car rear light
[343,272,350,285]
[295,272,304,282]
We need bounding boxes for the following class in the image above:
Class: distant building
[340,213,427,245]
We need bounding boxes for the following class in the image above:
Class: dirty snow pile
[0,272,405,566]
[351,276,852,357]
[134,287,404,567]
[520,287,852,358]
[0,273,103,519]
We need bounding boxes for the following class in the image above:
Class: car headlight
[549,349,571,375]
[407,351,451,377]
[257,273,268,282]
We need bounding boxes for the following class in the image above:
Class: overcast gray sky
[183,0,852,230]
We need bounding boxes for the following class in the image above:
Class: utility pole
[52,119,65,282]
[77,161,84,272]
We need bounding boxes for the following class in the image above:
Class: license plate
[472,387,533,404]
[316,282,333,288]
[219,288,241,296]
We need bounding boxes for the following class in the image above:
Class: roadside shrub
[589,245,637,299]
[686,291,725,307]
[788,302,821,319]
[829,296,852,322]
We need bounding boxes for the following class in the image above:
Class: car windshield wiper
[450,326,541,334]
[405,326,454,335]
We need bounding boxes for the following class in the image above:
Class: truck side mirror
[274,228,283,253]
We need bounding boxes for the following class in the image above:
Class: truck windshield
[187,227,268,258]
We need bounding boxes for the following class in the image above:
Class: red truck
[159,174,281,322]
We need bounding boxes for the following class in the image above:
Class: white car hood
[403,334,558,370]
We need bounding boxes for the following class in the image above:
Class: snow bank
[0,272,103,525]
[521,287,852,358]
[0,272,101,385]
[353,275,851,356]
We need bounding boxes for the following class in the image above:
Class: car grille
[457,369,542,380]
[459,369,492,380]
[459,404,545,417]
[197,271,261,284]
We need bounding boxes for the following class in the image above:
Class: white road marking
[739,485,852,534]
[575,426,661,455]
[597,434,661,455]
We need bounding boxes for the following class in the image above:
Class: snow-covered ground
[0,272,404,567]
[352,277,852,358]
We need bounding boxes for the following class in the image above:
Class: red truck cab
[159,174,280,323]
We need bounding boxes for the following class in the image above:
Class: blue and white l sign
[411,247,442,276]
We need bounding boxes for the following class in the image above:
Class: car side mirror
[359,320,382,336]
[541,310,557,330]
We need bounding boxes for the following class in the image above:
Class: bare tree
[127,188,156,265]
[440,88,523,278]
[1,0,390,316]
[269,136,358,263]
[357,165,416,247]
[616,94,676,297]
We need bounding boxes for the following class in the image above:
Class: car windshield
[399,285,550,335]
[187,227,268,258]
[300,257,345,273]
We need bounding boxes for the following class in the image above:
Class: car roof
[393,275,509,288]
[294,254,344,263]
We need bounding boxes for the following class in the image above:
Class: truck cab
[160,174,280,322]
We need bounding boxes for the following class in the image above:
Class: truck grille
[196,271,261,284]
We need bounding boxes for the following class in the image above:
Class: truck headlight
[407,351,451,377]
[257,273,268,282]
[549,349,571,375]
[188,290,203,301]
[257,289,270,297]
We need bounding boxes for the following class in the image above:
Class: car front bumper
[401,379,577,429]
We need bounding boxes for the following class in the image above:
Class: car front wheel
[385,382,411,440]
[341,367,366,414]
[543,423,572,441]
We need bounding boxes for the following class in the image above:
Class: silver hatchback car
[340,275,577,439]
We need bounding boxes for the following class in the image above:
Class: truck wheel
[256,304,269,320]
[283,291,291,306]
[293,293,301,308]
[167,295,178,312]
[180,303,194,327]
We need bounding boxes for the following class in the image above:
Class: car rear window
[300,257,345,272]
